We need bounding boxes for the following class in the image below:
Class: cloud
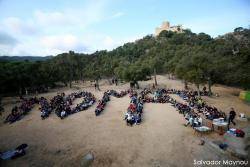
[80,32,144,53]
[111,12,124,19]
[0,31,18,45]
[0,0,134,56]
[40,34,87,52]
[0,31,18,56]
[33,0,108,29]
[2,0,110,35]
[3,17,37,35]
[34,10,73,26]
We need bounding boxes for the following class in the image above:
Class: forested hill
[0,56,52,62]
[0,27,249,95]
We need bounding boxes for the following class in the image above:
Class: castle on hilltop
[155,21,183,36]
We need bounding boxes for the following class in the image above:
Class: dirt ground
[0,75,249,167]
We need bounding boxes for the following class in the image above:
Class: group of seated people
[184,112,203,127]
[169,87,208,96]
[95,92,110,116]
[140,90,204,128]
[140,88,204,128]
[72,92,96,113]
[39,91,95,119]
[92,87,226,128]
[39,97,52,119]
[201,105,226,121]
[4,86,227,128]
[140,88,178,104]
[164,88,232,129]
[57,92,95,119]
[5,97,39,123]
[173,90,206,109]
[128,88,212,128]
[106,90,128,98]
[124,90,143,126]
[95,90,128,116]
[171,89,227,121]
[174,103,191,115]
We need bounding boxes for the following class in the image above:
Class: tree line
[0,27,249,95]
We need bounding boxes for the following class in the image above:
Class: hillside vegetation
[0,27,249,95]
[0,56,52,62]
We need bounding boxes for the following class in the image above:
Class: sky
[0,0,249,56]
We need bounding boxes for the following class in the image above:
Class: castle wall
[155,21,183,36]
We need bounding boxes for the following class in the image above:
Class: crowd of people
[124,90,143,126]
[123,88,183,126]
[170,89,227,121]
[164,88,237,129]
[95,90,128,116]
[39,97,52,119]
[3,86,237,131]
[5,97,39,123]
[106,90,128,98]
[73,92,96,113]
[95,92,110,116]
[140,88,174,103]
[183,111,203,127]
[122,87,224,128]
[39,91,96,119]
[121,87,236,130]
[148,88,213,128]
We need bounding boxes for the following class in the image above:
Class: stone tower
[155,21,183,36]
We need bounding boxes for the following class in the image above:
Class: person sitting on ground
[103,92,110,102]
[184,112,190,121]
[197,115,202,126]
[5,106,22,123]
[124,110,132,120]
[60,110,67,119]
[130,95,137,104]
[134,113,142,125]
[137,101,143,113]
[193,115,202,127]
[41,109,49,119]
[154,91,160,101]
[95,100,105,116]
[185,114,194,127]
[126,112,134,126]
[0,144,28,160]
[128,103,136,113]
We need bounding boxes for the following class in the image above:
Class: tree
[1,27,250,95]
[175,50,206,97]
[116,64,151,88]
[158,30,175,38]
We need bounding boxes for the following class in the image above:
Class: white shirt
[127,114,133,120]
[189,117,193,124]
[198,117,202,124]
[61,111,66,117]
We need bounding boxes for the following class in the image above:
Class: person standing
[228,108,236,130]
[115,78,118,86]
[94,83,97,90]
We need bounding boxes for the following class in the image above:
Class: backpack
[235,129,245,138]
